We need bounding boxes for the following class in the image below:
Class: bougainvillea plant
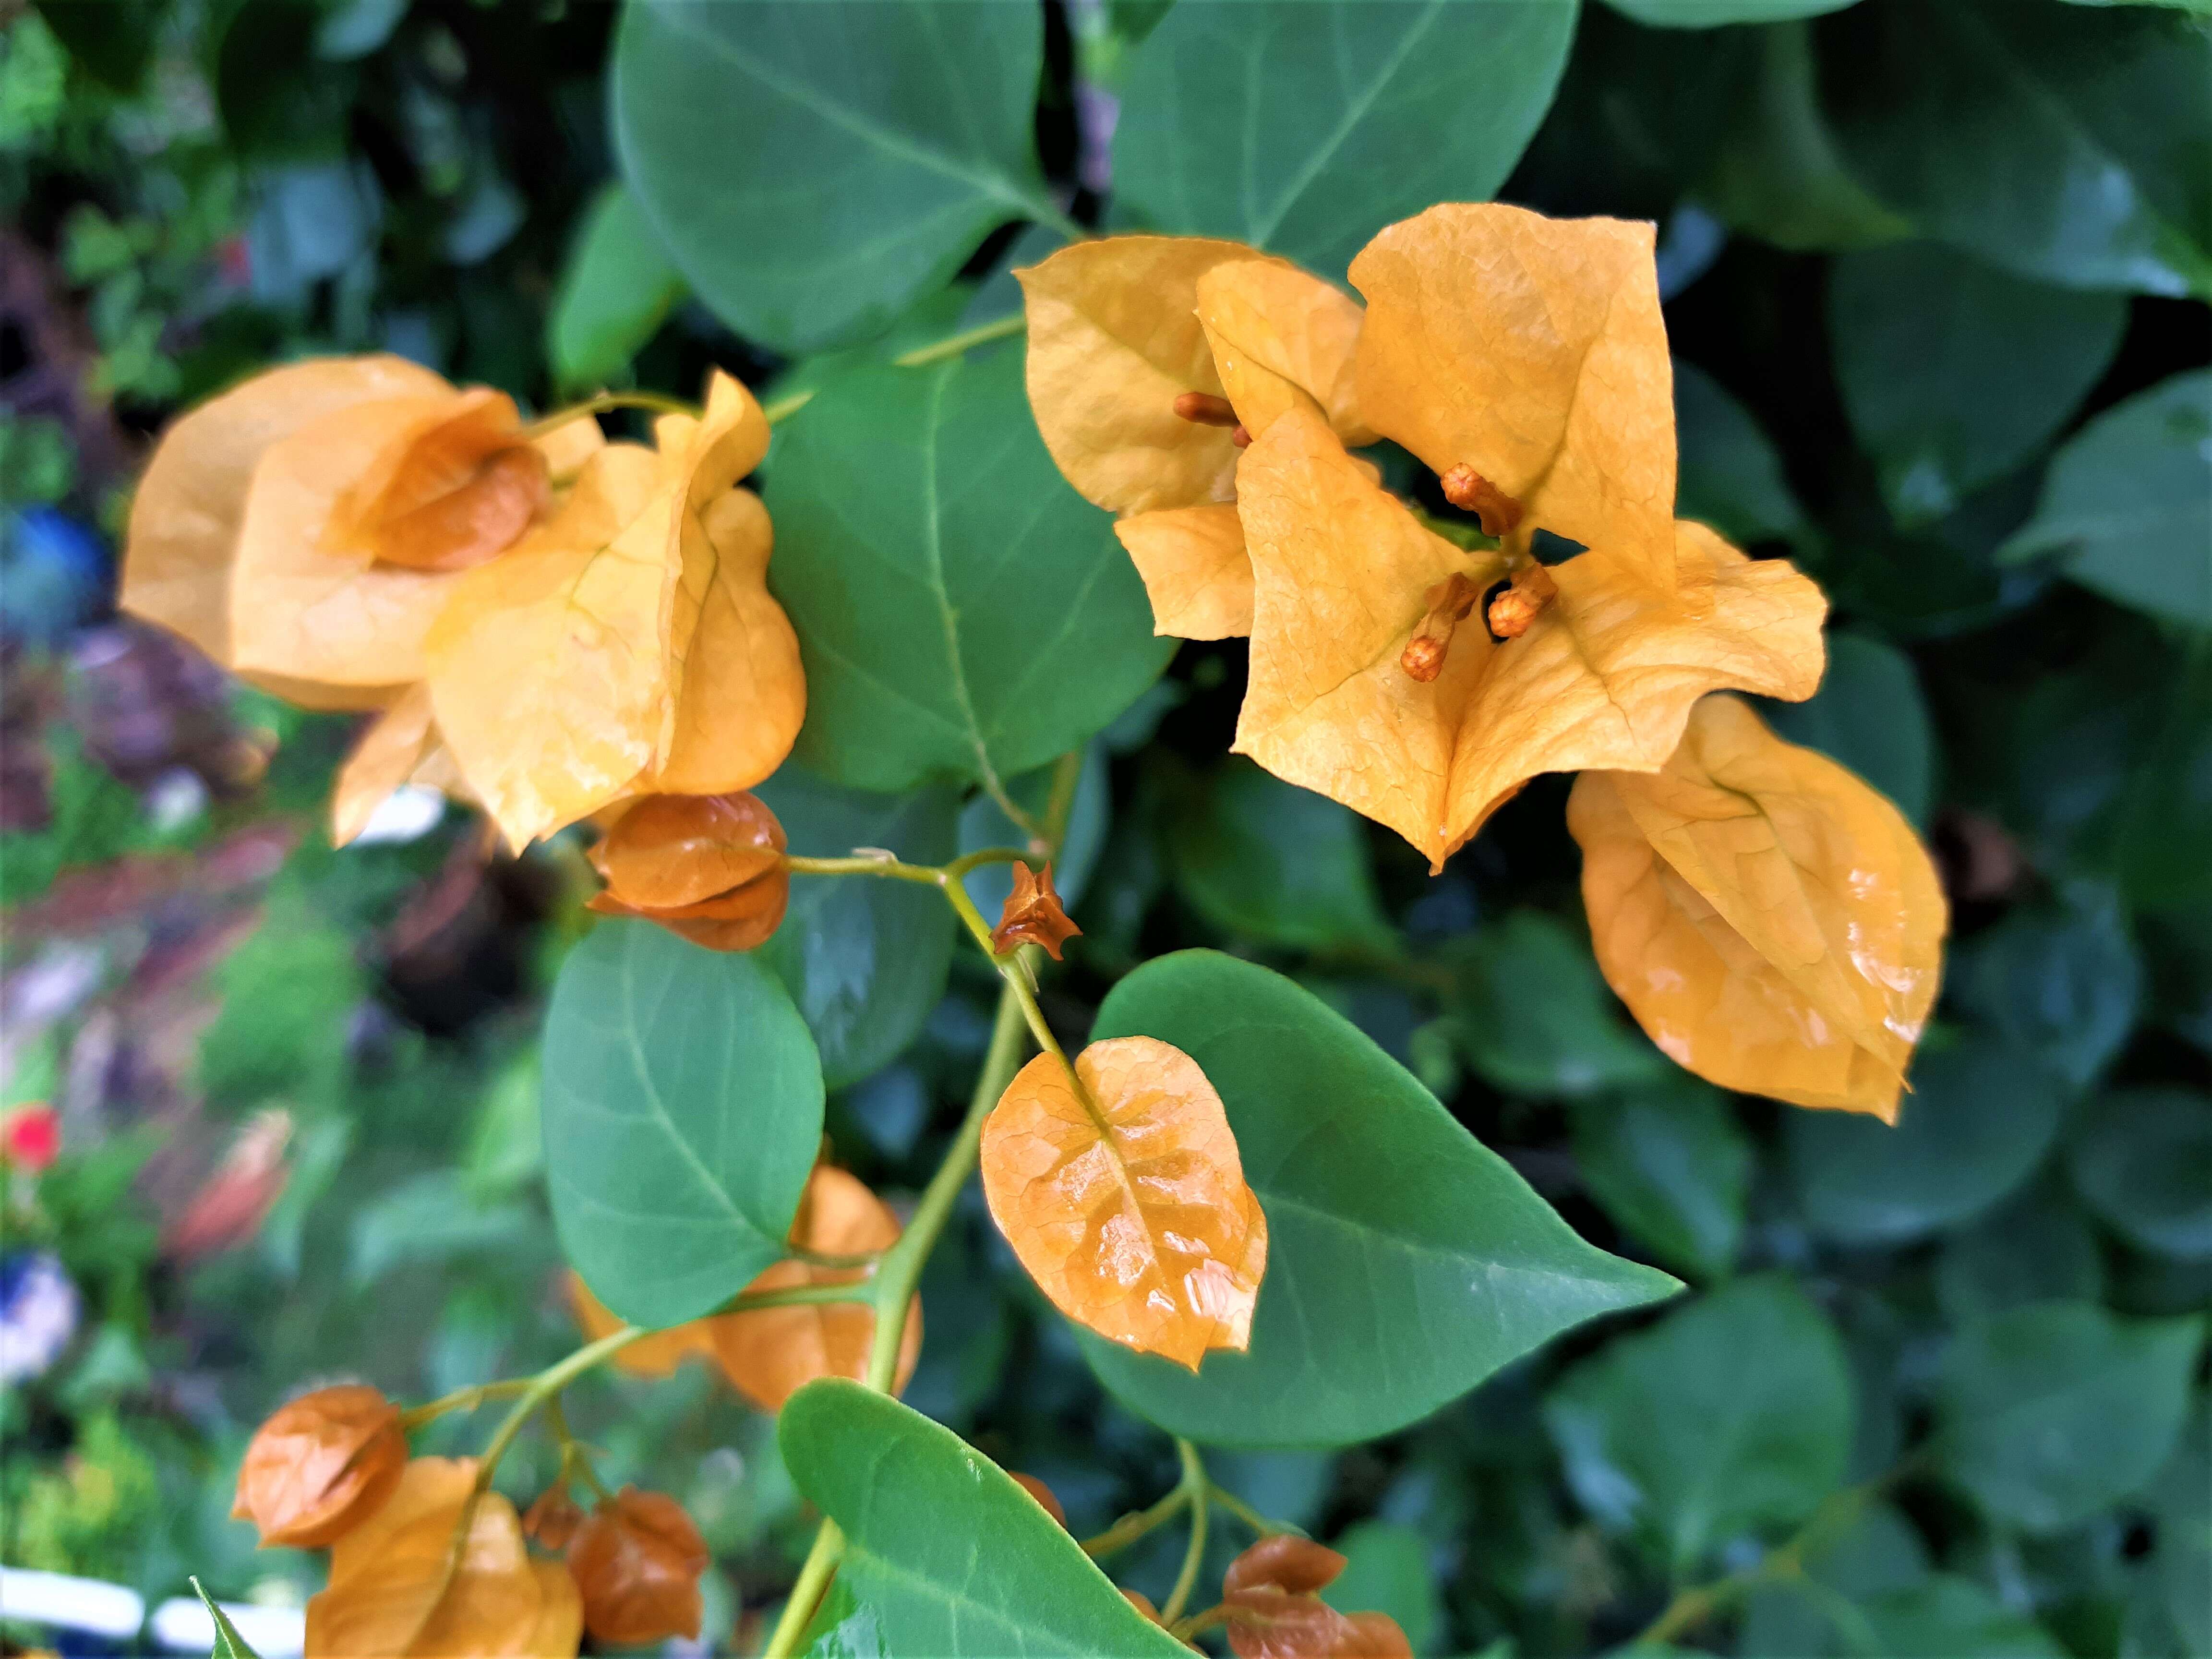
[121,176,1950,1654]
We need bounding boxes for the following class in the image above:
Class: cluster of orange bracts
[232,1386,708,1656]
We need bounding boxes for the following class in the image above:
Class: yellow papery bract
[1017,234,1258,516]
[1569,695,1947,1119]
[1115,504,1253,639]
[981,1035,1266,1371]
[642,489,806,795]
[426,444,681,850]
[122,354,449,693]
[1195,259,1374,446]
[524,1562,583,1659]
[1351,203,1678,592]
[306,1457,559,1659]
[1233,409,1825,870]
[228,395,479,693]
[330,685,442,848]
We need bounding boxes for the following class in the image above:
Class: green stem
[518,390,692,443]
[1207,1482,1298,1539]
[893,313,1025,369]
[1159,1441,1210,1626]
[472,1324,649,1494]
[722,1280,875,1315]
[785,1245,883,1272]
[398,1377,532,1430]
[781,853,947,884]
[1082,1485,1192,1559]
[544,1398,611,1504]
[764,1518,845,1657]
[1633,1475,1881,1646]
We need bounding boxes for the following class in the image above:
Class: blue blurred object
[1,507,111,644]
[0,1249,82,1385]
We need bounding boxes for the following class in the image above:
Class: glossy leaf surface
[1084,951,1678,1446]
[766,348,1173,793]
[780,1380,1189,1657]
[542,920,823,1328]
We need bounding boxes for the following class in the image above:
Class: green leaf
[2146,1395,2211,1657]
[541,920,824,1328]
[1951,884,2143,1088]
[613,0,1061,354]
[1825,0,2212,297]
[1325,1520,1442,1655]
[1737,1503,1931,1658]
[1936,1184,2105,1326]
[1935,1300,2206,1531]
[765,347,1175,793]
[1447,913,1667,1099]
[1169,759,1396,954]
[1113,0,1577,277]
[755,767,961,1091]
[1761,632,1936,827]
[547,184,686,395]
[192,1577,264,1659]
[2067,1088,2212,1259]
[1569,1075,1750,1281]
[1546,1275,1855,1575]
[1787,1037,2068,1245]
[1695,19,1912,253]
[1829,242,2127,526]
[348,1170,538,1287]
[1673,361,1806,546]
[1856,1576,2068,1658]
[1603,0,1860,25]
[779,1380,1188,1657]
[1083,951,1679,1447]
[2000,369,2212,630]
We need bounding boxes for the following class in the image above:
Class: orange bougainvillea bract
[1218,1535,1413,1659]
[709,1162,921,1410]
[989,861,1082,960]
[233,1383,407,1550]
[304,1456,574,1659]
[566,1487,710,1646]
[981,1035,1266,1370]
[586,789,791,953]
[1569,694,1947,1120]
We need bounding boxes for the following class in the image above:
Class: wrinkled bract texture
[1351,202,1678,592]
[1115,504,1254,640]
[1569,695,1947,1119]
[566,1487,709,1646]
[585,790,790,952]
[990,861,1082,960]
[710,1163,920,1410]
[1235,408,1825,869]
[328,387,548,572]
[981,1035,1266,1370]
[304,1457,569,1658]
[233,1383,406,1550]
[1220,1536,1412,1659]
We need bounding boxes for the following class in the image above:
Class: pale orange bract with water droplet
[981,1035,1266,1371]
[1569,694,1947,1120]
[1233,407,1825,871]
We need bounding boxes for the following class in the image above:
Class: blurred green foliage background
[1,1,2206,1655]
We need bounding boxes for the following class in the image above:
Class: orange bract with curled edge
[1569,694,1947,1120]
[990,861,1082,960]
[1219,1535,1412,1659]
[566,1487,709,1647]
[233,1383,406,1550]
[587,790,790,952]
[981,1035,1266,1371]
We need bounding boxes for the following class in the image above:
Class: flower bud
[567,1486,710,1645]
[1221,1534,1411,1659]
[233,1383,406,1548]
[524,1486,586,1551]
[587,792,790,952]
[989,862,1081,960]
[1,1104,60,1172]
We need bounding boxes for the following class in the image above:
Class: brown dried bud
[1398,573,1484,684]
[1172,391,1240,428]
[1010,1472,1067,1528]
[337,389,551,573]
[523,1486,586,1551]
[1123,1587,1162,1624]
[1486,561,1559,641]
[1438,465,1525,537]
[232,1383,407,1548]
[567,1487,710,1646]
[989,862,1082,960]
[587,792,790,952]
[1222,1536,1410,1659]
[1231,423,1253,449]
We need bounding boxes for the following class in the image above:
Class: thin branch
[1159,1441,1210,1626]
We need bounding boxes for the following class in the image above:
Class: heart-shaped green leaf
[766,346,1174,794]
[613,0,1062,352]
[1082,951,1679,1446]
[781,1379,1187,1657]
[542,920,823,1328]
